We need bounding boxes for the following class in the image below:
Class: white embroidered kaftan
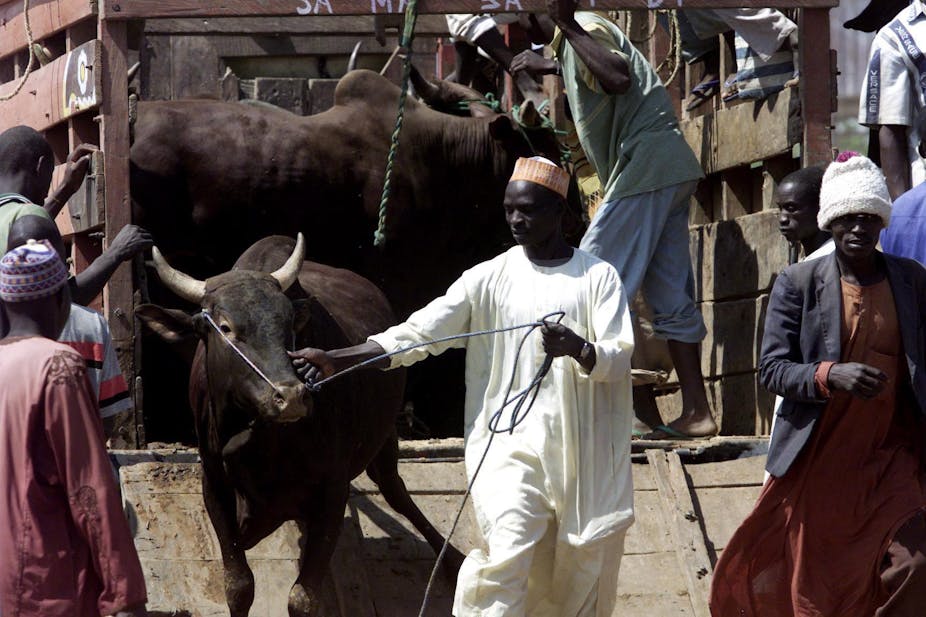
[369,246,635,548]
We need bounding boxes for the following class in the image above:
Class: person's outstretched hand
[109,225,154,263]
[59,143,98,197]
[510,50,558,79]
[289,348,336,385]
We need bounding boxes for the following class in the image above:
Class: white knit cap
[817,154,891,230]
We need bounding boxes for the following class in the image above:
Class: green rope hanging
[374,0,420,248]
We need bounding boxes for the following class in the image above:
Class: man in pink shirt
[0,240,147,617]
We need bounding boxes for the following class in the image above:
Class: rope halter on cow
[150,234,307,400]
[200,310,287,397]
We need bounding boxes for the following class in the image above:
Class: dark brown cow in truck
[130,69,575,439]
[130,69,573,320]
[136,234,462,617]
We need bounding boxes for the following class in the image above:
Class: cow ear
[518,100,541,128]
[488,115,516,142]
[292,299,312,333]
[136,304,198,343]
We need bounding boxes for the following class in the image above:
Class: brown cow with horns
[136,233,463,617]
[131,68,578,440]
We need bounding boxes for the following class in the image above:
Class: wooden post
[647,449,714,617]
[98,11,140,446]
[799,8,834,167]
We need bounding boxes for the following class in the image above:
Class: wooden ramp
[116,439,767,616]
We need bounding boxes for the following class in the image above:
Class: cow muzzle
[266,383,309,423]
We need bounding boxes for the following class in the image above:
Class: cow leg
[288,484,349,617]
[201,462,255,617]
[366,432,466,579]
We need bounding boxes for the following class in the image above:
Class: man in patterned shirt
[859,0,926,199]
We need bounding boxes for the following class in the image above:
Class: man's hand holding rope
[541,322,596,372]
[289,340,389,389]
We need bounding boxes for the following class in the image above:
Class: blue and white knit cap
[0,239,68,302]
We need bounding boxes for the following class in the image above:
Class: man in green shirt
[512,4,717,439]
[0,125,153,333]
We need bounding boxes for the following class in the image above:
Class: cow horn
[152,246,206,304]
[409,64,441,105]
[270,233,305,291]
[347,41,362,72]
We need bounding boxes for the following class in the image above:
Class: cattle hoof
[288,582,336,617]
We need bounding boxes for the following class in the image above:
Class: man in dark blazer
[711,154,926,617]
[762,232,926,480]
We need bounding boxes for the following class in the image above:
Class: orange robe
[711,279,926,616]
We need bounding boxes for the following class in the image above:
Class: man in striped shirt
[8,216,132,437]
[859,0,926,199]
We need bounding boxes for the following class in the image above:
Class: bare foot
[643,412,718,440]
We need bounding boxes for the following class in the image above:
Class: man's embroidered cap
[0,239,68,302]
[509,156,570,199]
[818,154,892,230]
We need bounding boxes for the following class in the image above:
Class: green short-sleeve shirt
[554,13,704,202]
[0,193,52,254]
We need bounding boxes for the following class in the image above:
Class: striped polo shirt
[859,0,926,186]
[58,303,132,419]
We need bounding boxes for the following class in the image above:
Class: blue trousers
[579,181,706,344]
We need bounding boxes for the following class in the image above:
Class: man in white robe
[291,156,635,616]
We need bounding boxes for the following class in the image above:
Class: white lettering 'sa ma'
[371,0,394,12]
[504,0,522,9]
[314,0,334,13]
[481,0,501,10]
[296,0,313,15]
[646,0,664,7]
[397,0,407,11]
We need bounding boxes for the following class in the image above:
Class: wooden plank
[169,35,220,98]
[209,33,435,58]
[0,0,97,60]
[680,86,800,176]
[617,552,690,599]
[646,450,712,617]
[101,0,839,20]
[50,152,103,237]
[0,39,101,133]
[800,8,834,167]
[684,455,766,488]
[695,486,762,552]
[144,14,449,34]
[98,17,138,444]
[624,488,675,555]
